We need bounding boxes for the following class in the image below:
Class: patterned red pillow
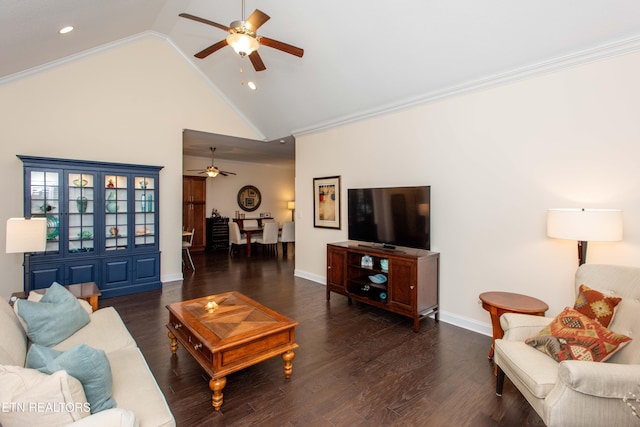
[525,307,631,362]
[573,284,622,327]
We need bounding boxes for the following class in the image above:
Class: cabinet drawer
[169,315,212,363]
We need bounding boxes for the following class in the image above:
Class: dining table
[241,226,263,257]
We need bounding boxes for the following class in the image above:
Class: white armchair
[494,264,640,427]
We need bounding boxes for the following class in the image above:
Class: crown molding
[0,31,266,141]
[0,32,158,86]
[293,35,640,137]
[5,31,640,141]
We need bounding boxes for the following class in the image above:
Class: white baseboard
[161,273,183,284]
[294,269,325,284]
[438,310,492,337]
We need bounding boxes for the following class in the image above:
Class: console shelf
[326,241,439,332]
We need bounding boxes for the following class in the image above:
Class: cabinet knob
[410,286,415,290]
[174,323,182,329]
[328,266,332,269]
[194,343,202,350]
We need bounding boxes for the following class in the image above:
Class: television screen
[348,186,430,250]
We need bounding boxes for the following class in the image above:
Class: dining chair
[182,228,195,271]
[278,221,295,257]
[229,222,249,256]
[243,219,259,228]
[255,222,279,255]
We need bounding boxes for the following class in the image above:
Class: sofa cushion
[15,283,90,347]
[107,346,176,427]
[26,343,116,414]
[69,408,139,427]
[0,299,28,366]
[525,307,631,362]
[53,306,137,354]
[573,284,621,327]
[0,364,90,427]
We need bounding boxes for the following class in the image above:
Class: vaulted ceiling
[3,0,640,160]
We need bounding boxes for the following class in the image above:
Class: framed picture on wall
[313,176,341,229]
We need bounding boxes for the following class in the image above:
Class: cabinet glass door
[134,176,155,247]
[29,170,60,253]
[104,175,128,251]
[67,172,95,254]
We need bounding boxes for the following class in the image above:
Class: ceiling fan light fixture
[226,32,259,57]
[206,169,219,178]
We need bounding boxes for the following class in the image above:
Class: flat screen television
[348,186,431,250]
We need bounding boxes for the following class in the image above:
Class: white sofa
[494,264,640,427]
[0,294,175,427]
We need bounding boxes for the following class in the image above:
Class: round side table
[479,291,548,359]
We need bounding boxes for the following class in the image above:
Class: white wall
[183,155,295,224]
[0,35,259,299]
[294,50,640,334]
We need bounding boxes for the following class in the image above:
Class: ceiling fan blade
[221,171,237,176]
[195,39,228,59]
[178,13,230,31]
[245,9,270,32]
[259,37,304,58]
[249,51,266,72]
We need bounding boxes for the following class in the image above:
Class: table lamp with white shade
[547,208,623,265]
[287,201,295,221]
[6,217,48,294]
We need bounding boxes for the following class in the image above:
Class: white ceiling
[3,0,640,162]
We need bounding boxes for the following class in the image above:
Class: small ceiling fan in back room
[179,0,304,71]
[187,147,237,178]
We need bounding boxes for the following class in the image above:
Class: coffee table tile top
[181,294,281,339]
[167,292,298,346]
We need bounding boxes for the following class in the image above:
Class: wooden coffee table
[166,292,299,411]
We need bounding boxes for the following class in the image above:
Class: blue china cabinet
[18,155,163,298]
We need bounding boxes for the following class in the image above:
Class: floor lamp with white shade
[547,208,623,266]
[6,217,48,294]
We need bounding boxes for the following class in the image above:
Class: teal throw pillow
[26,343,116,414]
[16,282,90,347]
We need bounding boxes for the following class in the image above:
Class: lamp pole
[577,240,588,266]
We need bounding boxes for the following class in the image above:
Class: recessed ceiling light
[248,81,257,91]
[59,26,74,34]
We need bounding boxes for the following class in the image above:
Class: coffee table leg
[282,350,295,379]
[168,331,178,354]
[210,377,226,411]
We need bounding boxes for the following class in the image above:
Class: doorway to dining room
[182,129,296,258]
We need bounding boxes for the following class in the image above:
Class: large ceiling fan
[188,147,237,178]
[179,0,304,72]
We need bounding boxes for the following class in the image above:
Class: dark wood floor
[100,248,544,427]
